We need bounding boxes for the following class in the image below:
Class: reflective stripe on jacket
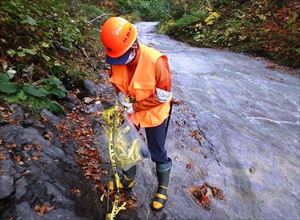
[110,44,171,128]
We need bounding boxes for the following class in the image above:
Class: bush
[162,11,209,38]
[159,0,300,67]
[115,0,170,21]
[0,0,108,113]
[80,3,106,21]
[0,0,85,69]
[209,0,233,8]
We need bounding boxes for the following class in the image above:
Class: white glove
[118,92,134,113]
[118,92,131,108]
[125,103,134,114]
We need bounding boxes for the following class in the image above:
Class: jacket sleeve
[132,56,172,112]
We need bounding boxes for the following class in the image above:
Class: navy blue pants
[145,119,170,164]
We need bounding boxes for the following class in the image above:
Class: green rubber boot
[109,165,136,191]
[151,160,172,210]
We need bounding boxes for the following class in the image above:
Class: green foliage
[209,0,232,8]
[0,72,66,114]
[0,82,20,94]
[21,15,37,25]
[115,0,170,21]
[286,11,299,29]
[0,0,103,73]
[0,73,19,94]
[159,0,300,67]
[2,0,82,46]
[0,0,108,115]
[45,101,64,114]
[161,11,209,38]
[43,76,67,98]
[0,73,11,82]
[176,12,207,28]
[23,85,49,98]
[80,3,106,20]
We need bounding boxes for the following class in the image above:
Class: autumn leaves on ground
[0,0,299,219]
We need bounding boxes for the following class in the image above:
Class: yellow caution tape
[102,106,126,220]
[102,105,144,219]
[102,106,142,170]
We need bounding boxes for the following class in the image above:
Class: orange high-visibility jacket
[110,44,171,128]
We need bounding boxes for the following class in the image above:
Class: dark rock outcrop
[0,123,103,219]
[83,80,101,96]
[41,109,61,126]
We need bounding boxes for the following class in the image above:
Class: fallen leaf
[15,155,21,162]
[34,203,54,216]
[190,130,205,142]
[70,188,81,197]
[191,147,199,153]
[44,132,53,141]
[189,182,224,210]
[24,144,34,151]
[186,160,194,170]
[30,156,39,161]
[172,98,183,105]
[6,143,17,149]
[0,153,6,161]
[266,64,276,69]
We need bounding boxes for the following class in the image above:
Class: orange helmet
[100,17,138,58]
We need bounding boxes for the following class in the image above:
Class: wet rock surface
[41,109,61,126]
[10,105,25,123]
[112,22,300,219]
[0,175,14,199]
[84,79,101,97]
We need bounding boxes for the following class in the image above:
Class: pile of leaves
[55,104,103,191]
[189,182,224,210]
[55,97,139,210]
